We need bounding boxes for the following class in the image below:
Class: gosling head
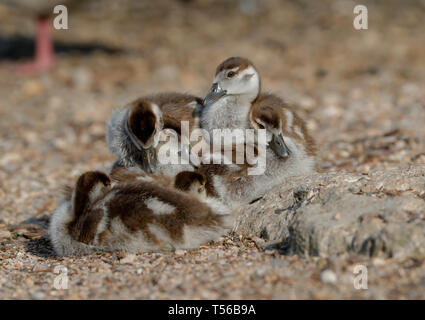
[203,57,261,106]
[125,99,163,173]
[73,171,111,216]
[174,171,207,198]
[249,104,292,159]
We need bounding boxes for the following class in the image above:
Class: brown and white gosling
[106,94,203,176]
[200,57,317,206]
[49,170,231,256]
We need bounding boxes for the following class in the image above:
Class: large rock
[234,165,425,258]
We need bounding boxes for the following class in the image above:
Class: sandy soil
[0,0,424,299]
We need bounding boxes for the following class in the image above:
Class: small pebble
[320,269,337,284]
[31,292,45,299]
[120,254,137,264]
[333,213,341,221]
[0,230,10,239]
[175,250,186,256]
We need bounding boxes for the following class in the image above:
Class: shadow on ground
[0,35,126,61]
[26,236,57,258]
[14,215,57,258]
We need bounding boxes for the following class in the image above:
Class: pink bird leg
[13,16,55,74]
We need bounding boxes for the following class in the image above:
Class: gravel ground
[0,0,424,299]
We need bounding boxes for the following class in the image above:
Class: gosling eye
[198,186,205,193]
[256,122,265,129]
[226,71,236,78]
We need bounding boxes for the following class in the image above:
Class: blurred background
[0,0,424,228]
[0,0,424,300]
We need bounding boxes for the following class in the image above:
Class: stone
[0,230,10,239]
[175,250,186,256]
[120,254,137,264]
[320,270,337,284]
[31,292,45,299]
[234,165,425,258]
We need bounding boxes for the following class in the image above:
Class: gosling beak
[203,83,227,106]
[141,146,157,173]
[270,133,291,158]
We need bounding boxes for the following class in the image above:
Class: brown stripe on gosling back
[290,107,317,157]
[215,57,254,76]
[68,208,104,244]
[106,182,223,242]
[197,164,238,198]
[109,165,144,183]
[144,92,202,135]
[110,165,177,190]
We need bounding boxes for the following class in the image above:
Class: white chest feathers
[201,97,251,136]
